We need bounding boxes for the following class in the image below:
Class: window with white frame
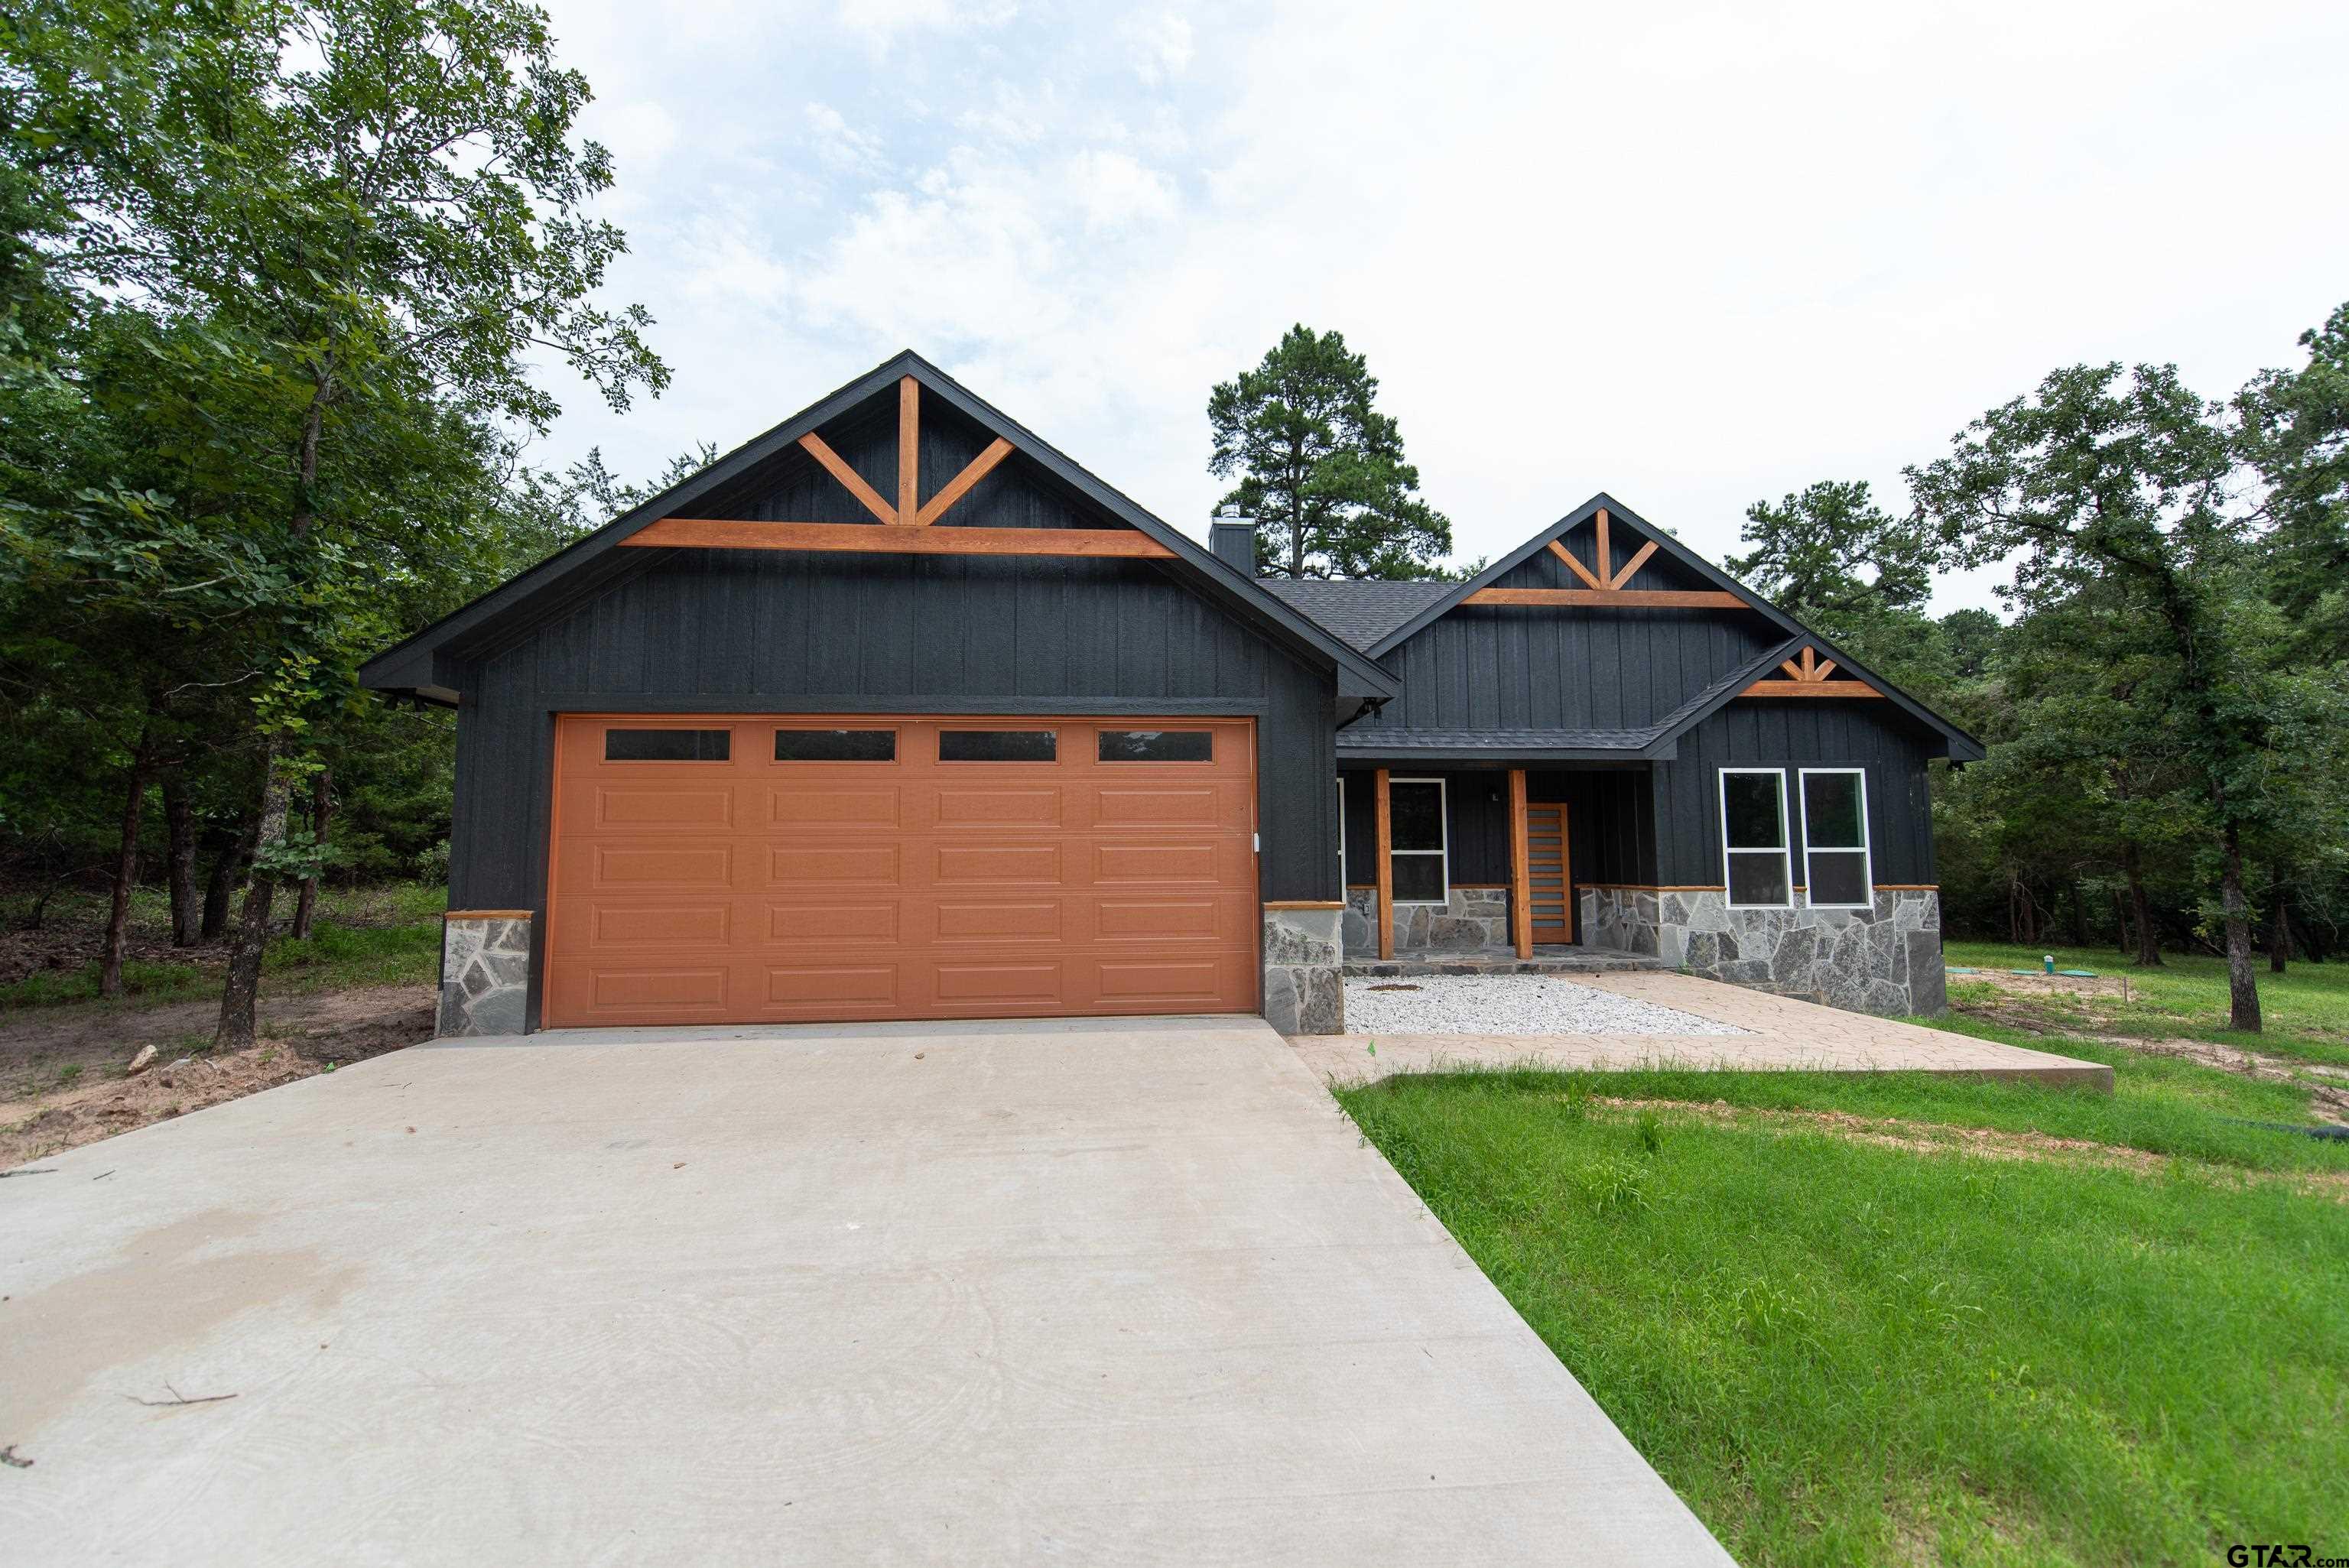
[1388,778,1448,905]
[1719,769,1792,908]
[1799,768,1873,908]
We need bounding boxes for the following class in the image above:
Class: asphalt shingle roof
[1254,579,1456,652]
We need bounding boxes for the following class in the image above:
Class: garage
[543,714,1260,1027]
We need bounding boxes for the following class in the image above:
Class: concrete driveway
[2,1015,1730,1566]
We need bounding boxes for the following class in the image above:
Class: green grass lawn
[0,881,445,1010]
[1945,939,2349,1067]
[1338,1056,2349,1564]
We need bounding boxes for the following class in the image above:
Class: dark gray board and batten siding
[448,547,1344,1027]
[1655,702,1938,890]
[1346,518,1782,737]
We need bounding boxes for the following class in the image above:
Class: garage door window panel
[604,727,731,761]
[940,729,1057,762]
[1098,729,1213,762]
[773,729,896,761]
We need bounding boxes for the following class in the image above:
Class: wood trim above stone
[444,909,533,920]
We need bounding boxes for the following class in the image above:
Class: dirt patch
[1946,979,2349,1120]
[1951,967,2136,1002]
[0,985,431,1166]
[1587,1095,2349,1202]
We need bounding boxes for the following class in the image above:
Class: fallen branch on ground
[123,1385,239,1408]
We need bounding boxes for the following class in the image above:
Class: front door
[1524,801,1572,943]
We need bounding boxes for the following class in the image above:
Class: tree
[1908,361,2312,1030]
[0,0,668,1044]
[1727,479,1946,692]
[1207,326,1452,578]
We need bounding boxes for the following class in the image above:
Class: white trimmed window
[1719,768,1792,908]
[1389,778,1449,906]
[1799,768,1873,908]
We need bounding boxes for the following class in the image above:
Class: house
[361,352,1982,1040]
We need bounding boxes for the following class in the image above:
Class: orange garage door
[544,715,1259,1027]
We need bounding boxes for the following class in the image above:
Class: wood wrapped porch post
[1374,768,1394,961]
[1508,767,1532,959]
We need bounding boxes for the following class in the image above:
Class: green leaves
[1207,324,1454,579]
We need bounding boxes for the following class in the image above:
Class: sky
[528,0,2349,611]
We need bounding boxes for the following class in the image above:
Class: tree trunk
[2122,844,2162,967]
[2269,873,2292,976]
[98,729,157,998]
[215,752,292,1050]
[2219,823,2261,1033]
[2111,886,2131,958]
[164,772,200,947]
[201,813,259,940]
[2065,880,2087,946]
[292,767,331,940]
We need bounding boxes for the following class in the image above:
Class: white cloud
[804,103,889,177]
[534,0,2349,612]
[1125,11,1194,82]
[835,0,1018,47]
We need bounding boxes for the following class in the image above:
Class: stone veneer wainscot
[1581,885,1945,1017]
[1262,904,1345,1034]
[438,911,531,1037]
[1342,886,1511,959]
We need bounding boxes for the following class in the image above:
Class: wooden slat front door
[544,714,1258,1027]
[1525,801,1572,944]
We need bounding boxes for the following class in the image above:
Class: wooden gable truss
[1738,644,1885,699]
[621,377,1174,560]
[1461,508,1746,610]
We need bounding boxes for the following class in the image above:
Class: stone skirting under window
[1342,886,1510,957]
[439,911,531,1037]
[1262,904,1344,1034]
[1581,886,1946,1018]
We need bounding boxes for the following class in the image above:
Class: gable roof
[1359,492,1985,762]
[1255,579,1455,652]
[359,351,1399,704]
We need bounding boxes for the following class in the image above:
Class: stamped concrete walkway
[1295,970,2110,1089]
[2,1014,1730,1566]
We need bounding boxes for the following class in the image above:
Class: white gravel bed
[1343,974,1752,1037]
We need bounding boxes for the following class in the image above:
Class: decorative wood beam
[621,518,1174,559]
[898,376,920,524]
[1464,587,1747,609]
[1737,679,1885,698]
[915,437,1014,526]
[1545,537,1604,590]
[1779,659,1808,682]
[798,432,898,525]
[1609,539,1659,590]
[1507,768,1532,959]
[1374,768,1395,961]
[1594,508,1612,584]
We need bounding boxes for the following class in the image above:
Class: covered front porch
[1337,759,1660,964]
